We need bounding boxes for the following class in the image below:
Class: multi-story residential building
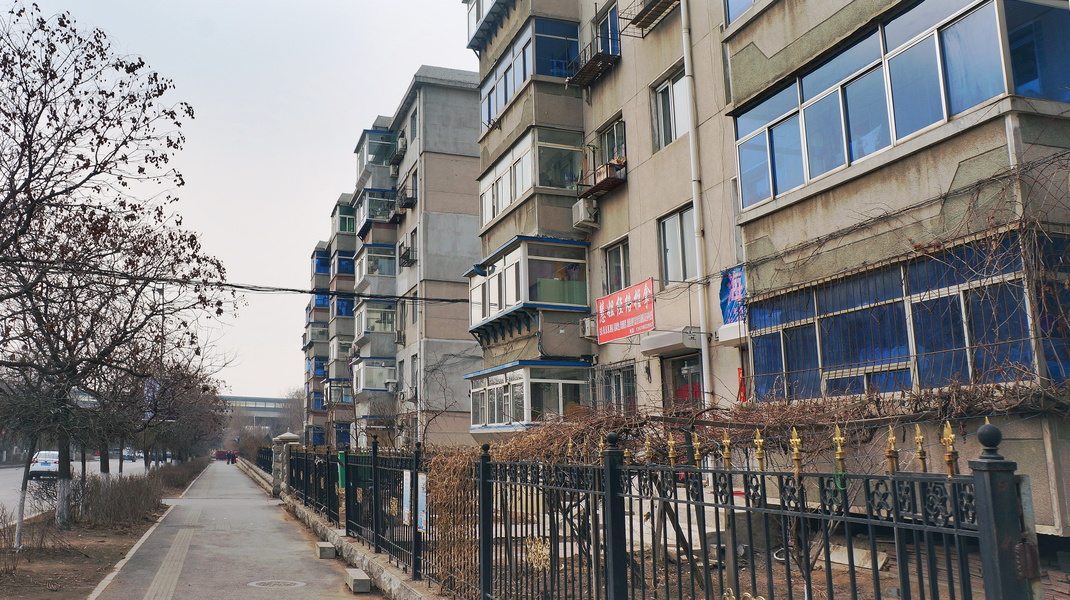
[461,0,742,441]
[303,66,481,449]
[463,0,1070,535]
[724,0,1070,536]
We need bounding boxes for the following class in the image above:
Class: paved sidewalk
[92,461,363,600]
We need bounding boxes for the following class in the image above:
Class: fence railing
[285,424,1035,600]
[255,446,272,474]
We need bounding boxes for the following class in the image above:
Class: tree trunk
[99,438,111,479]
[118,437,125,475]
[14,436,37,549]
[56,431,72,530]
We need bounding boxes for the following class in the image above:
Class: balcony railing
[578,159,627,199]
[619,0,679,37]
[566,36,621,88]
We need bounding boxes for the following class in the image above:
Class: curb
[238,461,437,600]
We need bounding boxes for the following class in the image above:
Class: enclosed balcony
[355,129,395,188]
[355,189,397,236]
[353,244,397,297]
[465,0,510,50]
[302,324,328,351]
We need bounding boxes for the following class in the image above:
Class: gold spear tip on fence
[915,423,925,448]
[790,427,801,452]
[942,421,956,449]
[694,436,702,464]
[722,430,732,450]
[833,424,845,454]
[887,425,897,452]
[985,416,991,425]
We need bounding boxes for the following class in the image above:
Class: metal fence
[255,446,272,474]
[289,449,339,524]
[286,424,1035,600]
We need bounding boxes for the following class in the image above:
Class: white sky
[32,1,478,398]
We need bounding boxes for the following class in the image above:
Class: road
[0,458,149,516]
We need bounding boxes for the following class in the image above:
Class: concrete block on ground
[316,541,336,559]
[345,568,372,593]
[828,544,888,570]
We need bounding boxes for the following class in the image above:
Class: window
[735,0,1023,209]
[411,355,419,382]
[605,241,630,293]
[411,294,418,324]
[597,120,627,167]
[470,242,585,326]
[410,109,418,140]
[353,359,396,392]
[480,132,534,224]
[333,251,355,276]
[666,355,702,406]
[313,251,330,275]
[654,71,689,150]
[593,363,636,414]
[356,245,396,276]
[597,5,620,56]
[332,297,354,318]
[534,19,579,78]
[311,392,325,411]
[748,237,1039,400]
[470,366,589,426]
[410,170,418,199]
[727,0,757,24]
[336,206,355,233]
[537,130,583,190]
[357,304,395,333]
[659,206,697,285]
[313,357,327,377]
[314,293,330,308]
[1006,1,1070,103]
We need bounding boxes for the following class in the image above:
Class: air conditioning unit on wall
[581,316,598,340]
[572,198,599,230]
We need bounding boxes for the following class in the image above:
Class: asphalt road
[91,461,360,599]
[0,458,149,517]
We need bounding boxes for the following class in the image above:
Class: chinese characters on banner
[719,265,746,324]
[596,278,655,344]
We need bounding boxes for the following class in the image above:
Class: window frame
[469,240,589,327]
[469,366,589,427]
[605,240,631,294]
[658,206,697,286]
[654,71,688,150]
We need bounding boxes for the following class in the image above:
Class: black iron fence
[255,446,272,474]
[289,449,339,524]
[285,424,1035,600]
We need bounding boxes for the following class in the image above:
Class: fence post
[602,433,628,600]
[411,442,423,581]
[272,432,299,498]
[969,423,1033,600]
[372,435,383,554]
[478,444,493,600]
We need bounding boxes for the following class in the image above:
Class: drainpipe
[679,0,715,410]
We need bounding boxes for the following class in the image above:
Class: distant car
[29,451,60,479]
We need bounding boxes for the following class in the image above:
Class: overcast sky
[31,1,478,398]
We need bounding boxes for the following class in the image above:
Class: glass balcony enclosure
[355,129,394,175]
[355,188,397,235]
[470,239,588,326]
[352,359,396,393]
[469,365,591,427]
[356,244,397,277]
[479,130,583,225]
[356,302,396,334]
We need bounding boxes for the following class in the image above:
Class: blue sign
[719,266,746,325]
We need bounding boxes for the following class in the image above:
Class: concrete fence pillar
[272,432,300,498]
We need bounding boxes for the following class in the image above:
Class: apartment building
[463,0,1070,534]
[302,66,482,448]
[461,0,742,442]
[725,0,1070,535]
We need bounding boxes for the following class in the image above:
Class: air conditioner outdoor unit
[572,198,599,230]
[385,379,398,393]
[396,137,407,155]
[581,316,598,339]
[389,164,399,178]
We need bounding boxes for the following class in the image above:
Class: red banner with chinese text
[596,278,655,344]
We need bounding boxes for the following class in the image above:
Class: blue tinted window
[771,115,805,193]
[750,290,814,330]
[535,19,577,37]
[889,36,943,138]
[942,3,1004,115]
[1039,235,1070,272]
[1006,1,1070,103]
[820,304,909,369]
[802,32,881,102]
[534,20,578,78]
[827,375,865,395]
[804,92,845,177]
[870,369,912,393]
[336,298,354,317]
[314,252,330,274]
[817,267,902,315]
[906,237,1022,294]
[752,333,785,400]
[313,358,327,377]
[314,293,329,308]
[336,424,350,445]
[912,296,969,388]
[738,133,771,208]
[969,283,1033,383]
[884,0,974,51]
[845,67,891,160]
[312,393,325,411]
[311,428,325,445]
[783,325,820,399]
[338,255,355,275]
[736,83,799,140]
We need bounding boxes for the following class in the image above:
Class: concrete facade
[302,66,481,449]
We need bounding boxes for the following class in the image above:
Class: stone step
[316,541,337,559]
[345,568,372,594]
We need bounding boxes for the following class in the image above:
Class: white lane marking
[86,505,174,600]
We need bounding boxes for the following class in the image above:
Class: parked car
[29,451,60,479]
